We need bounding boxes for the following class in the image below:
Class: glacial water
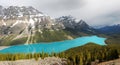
[0,36,106,54]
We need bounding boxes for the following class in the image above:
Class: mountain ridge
[97,24,120,35]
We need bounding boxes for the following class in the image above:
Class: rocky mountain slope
[0,6,70,45]
[0,6,65,35]
[56,16,96,36]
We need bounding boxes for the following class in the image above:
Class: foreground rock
[98,58,120,65]
[0,57,67,65]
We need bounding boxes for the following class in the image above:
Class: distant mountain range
[96,24,120,35]
[0,5,120,46]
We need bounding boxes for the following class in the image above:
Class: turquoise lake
[0,36,106,54]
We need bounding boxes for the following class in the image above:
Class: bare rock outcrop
[0,57,67,65]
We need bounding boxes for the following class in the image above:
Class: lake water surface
[0,36,106,54]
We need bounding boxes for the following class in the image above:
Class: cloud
[45,0,83,11]
[70,0,120,26]
[0,0,120,26]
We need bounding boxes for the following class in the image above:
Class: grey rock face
[0,6,42,19]
[56,16,96,34]
[56,16,76,29]
[56,16,92,30]
[0,6,65,35]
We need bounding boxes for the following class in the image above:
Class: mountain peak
[0,5,44,20]
[0,6,65,35]
[77,20,88,26]
[56,16,95,34]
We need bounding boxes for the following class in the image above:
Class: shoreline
[0,46,9,50]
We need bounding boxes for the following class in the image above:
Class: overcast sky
[0,0,120,26]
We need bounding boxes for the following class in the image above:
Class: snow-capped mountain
[56,16,95,33]
[0,6,65,35]
[0,5,43,19]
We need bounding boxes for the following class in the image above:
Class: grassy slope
[0,30,75,46]
[105,34,120,44]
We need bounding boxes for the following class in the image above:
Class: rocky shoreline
[0,46,9,50]
[0,57,67,65]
